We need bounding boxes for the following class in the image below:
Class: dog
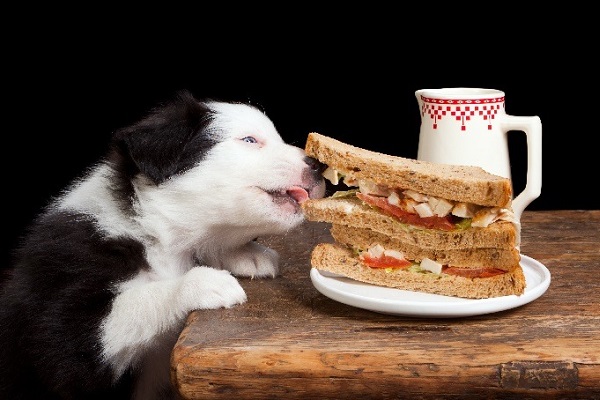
[0,90,326,399]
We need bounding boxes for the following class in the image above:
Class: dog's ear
[110,90,217,185]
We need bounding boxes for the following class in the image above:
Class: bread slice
[305,132,513,207]
[301,195,520,249]
[311,243,526,299]
[330,224,521,271]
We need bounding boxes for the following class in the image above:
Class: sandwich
[301,132,526,299]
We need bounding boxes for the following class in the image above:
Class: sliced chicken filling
[358,244,507,278]
[323,166,518,228]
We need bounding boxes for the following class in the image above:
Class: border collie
[0,90,325,399]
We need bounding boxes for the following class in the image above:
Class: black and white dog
[0,90,325,399]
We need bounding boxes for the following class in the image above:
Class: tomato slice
[442,266,506,278]
[360,253,412,269]
[360,252,507,278]
[356,193,456,231]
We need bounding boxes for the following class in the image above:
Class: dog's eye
[242,136,258,144]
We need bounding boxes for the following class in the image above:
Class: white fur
[53,100,324,398]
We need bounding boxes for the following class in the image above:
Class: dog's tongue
[287,186,309,204]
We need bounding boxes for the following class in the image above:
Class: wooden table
[171,210,600,399]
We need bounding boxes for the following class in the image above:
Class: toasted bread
[311,243,526,299]
[330,224,520,271]
[305,132,513,207]
[301,195,520,249]
[303,132,525,299]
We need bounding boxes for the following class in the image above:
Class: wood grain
[171,210,600,399]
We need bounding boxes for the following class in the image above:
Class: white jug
[416,87,542,219]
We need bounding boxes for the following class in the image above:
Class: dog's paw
[222,241,280,278]
[179,266,247,311]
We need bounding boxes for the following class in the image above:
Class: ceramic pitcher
[415,87,542,219]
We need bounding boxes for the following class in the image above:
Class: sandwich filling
[320,166,521,278]
[357,243,507,279]
[323,167,518,231]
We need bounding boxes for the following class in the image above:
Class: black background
[3,21,597,269]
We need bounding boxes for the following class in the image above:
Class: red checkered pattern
[420,95,504,131]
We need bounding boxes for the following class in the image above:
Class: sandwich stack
[301,132,525,299]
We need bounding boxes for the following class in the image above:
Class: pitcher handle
[500,116,543,219]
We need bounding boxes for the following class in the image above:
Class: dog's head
[109,90,325,243]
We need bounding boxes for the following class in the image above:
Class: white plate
[310,255,551,318]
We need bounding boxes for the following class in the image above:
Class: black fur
[1,212,144,399]
[0,90,221,399]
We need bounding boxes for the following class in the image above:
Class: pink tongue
[287,186,309,204]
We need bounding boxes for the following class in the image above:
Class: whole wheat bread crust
[305,132,513,207]
[301,196,519,249]
[330,224,521,271]
[311,243,526,299]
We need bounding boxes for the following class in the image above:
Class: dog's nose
[304,156,326,174]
